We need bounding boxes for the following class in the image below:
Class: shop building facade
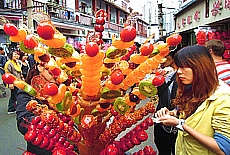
[0,0,149,51]
[174,0,230,48]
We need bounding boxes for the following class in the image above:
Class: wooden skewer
[102,113,112,124]
[77,94,84,104]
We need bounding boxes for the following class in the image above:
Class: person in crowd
[205,39,230,86]
[154,45,181,155]
[156,45,230,155]
[18,52,30,79]
[4,50,23,114]
[0,47,7,75]
[0,47,8,97]
[27,54,35,69]
[16,63,55,155]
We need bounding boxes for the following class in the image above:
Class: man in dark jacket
[16,89,52,155]
[0,47,7,74]
[154,44,180,155]
[0,47,8,97]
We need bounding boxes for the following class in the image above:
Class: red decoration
[196,30,206,45]
[208,31,216,40]
[215,31,222,40]
[223,41,230,49]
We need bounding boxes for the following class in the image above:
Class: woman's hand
[158,115,179,126]
[156,107,179,126]
[156,107,170,117]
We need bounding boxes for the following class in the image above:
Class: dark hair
[172,45,219,118]
[19,52,28,60]
[156,36,166,43]
[25,63,39,85]
[0,47,3,51]
[7,50,19,60]
[168,43,182,59]
[205,39,225,56]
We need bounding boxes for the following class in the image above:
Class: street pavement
[0,88,26,155]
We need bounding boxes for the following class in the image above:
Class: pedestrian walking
[0,47,7,74]
[0,47,8,97]
[16,63,56,155]
[156,45,230,155]
[205,39,230,86]
[27,54,35,69]
[4,50,23,114]
[18,52,30,80]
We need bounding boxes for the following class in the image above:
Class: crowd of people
[0,48,31,114]
[0,38,230,155]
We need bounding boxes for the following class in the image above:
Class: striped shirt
[215,61,230,86]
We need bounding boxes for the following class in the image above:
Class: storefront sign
[177,21,181,29]
[79,15,92,26]
[187,15,192,24]
[211,0,223,16]
[194,10,200,21]
[225,0,230,9]
[109,23,119,31]
[182,18,186,27]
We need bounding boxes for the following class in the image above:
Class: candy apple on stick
[2,73,17,84]
[36,20,55,40]
[85,42,99,57]
[166,33,182,46]
[3,23,18,36]
[120,25,136,42]
[23,34,39,49]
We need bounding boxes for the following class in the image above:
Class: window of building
[79,2,87,14]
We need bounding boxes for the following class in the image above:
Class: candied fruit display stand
[1,11,182,155]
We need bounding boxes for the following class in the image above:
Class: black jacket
[156,73,178,111]
[16,90,52,155]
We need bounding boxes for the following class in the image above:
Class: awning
[52,21,84,31]
[3,15,22,21]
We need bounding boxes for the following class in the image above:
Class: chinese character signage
[211,0,223,16]
[194,10,200,21]
[187,15,192,24]
[177,21,181,29]
[182,18,186,27]
[225,0,230,9]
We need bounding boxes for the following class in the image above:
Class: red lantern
[196,30,206,45]
[208,31,216,41]
[215,31,221,40]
